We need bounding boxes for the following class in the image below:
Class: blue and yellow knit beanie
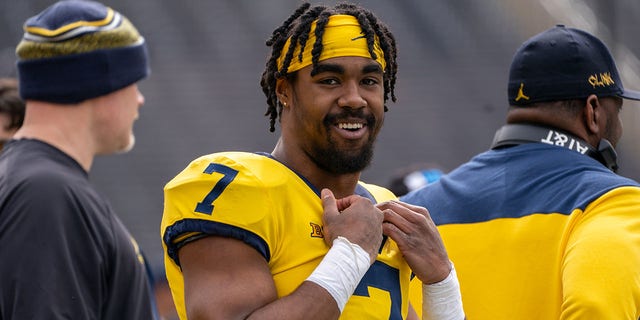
[16,0,150,104]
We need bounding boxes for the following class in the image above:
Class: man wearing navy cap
[403,25,640,319]
[0,1,156,319]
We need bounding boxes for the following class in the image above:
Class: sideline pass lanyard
[491,123,619,172]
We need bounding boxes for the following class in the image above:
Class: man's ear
[276,78,290,107]
[584,94,601,134]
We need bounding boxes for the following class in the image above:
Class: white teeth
[338,123,364,130]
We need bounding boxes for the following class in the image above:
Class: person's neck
[506,107,595,147]
[271,139,361,198]
[14,101,95,171]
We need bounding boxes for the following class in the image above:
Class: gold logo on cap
[588,73,615,88]
[515,83,530,101]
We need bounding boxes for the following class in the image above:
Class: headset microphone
[491,123,619,173]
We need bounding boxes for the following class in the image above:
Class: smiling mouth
[338,122,365,130]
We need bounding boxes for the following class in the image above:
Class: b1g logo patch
[309,222,323,238]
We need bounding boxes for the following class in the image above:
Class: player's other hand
[321,188,383,263]
[377,200,450,284]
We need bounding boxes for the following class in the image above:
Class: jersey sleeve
[161,153,276,267]
[560,186,640,319]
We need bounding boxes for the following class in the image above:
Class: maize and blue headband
[277,15,386,74]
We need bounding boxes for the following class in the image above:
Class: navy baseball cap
[508,25,640,105]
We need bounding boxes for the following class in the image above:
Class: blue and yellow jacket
[402,143,640,320]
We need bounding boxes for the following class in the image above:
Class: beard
[310,138,376,174]
[307,110,378,175]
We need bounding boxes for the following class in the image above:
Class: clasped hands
[321,189,451,284]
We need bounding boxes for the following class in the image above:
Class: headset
[491,123,619,172]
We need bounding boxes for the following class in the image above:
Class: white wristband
[306,236,371,312]
[422,263,465,320]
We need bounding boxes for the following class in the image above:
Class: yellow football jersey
[161,152,412,319]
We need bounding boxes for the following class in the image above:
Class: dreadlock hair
[260,2,398,132]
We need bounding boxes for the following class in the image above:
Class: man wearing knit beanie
[0,1,157,319]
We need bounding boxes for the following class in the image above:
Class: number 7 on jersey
[195,163,238,215]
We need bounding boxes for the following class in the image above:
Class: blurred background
[1,0,639,272]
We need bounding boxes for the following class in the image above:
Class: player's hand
[321,188,383,263]
[377,200,451,284]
